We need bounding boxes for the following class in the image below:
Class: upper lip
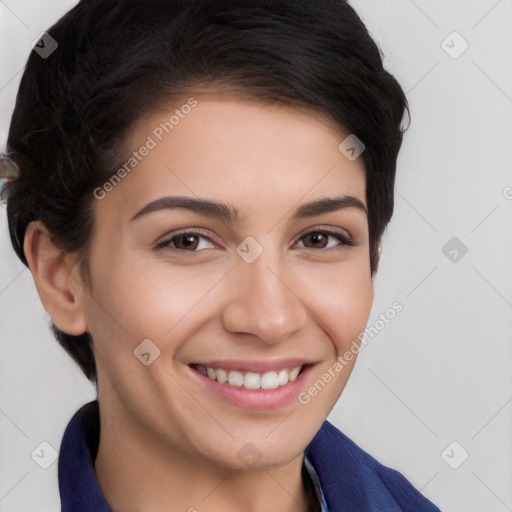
[189,359,313,373]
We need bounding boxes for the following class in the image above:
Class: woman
[2,0,441,510]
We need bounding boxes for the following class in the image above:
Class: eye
[295,229,354,250]
[155,230,216,253]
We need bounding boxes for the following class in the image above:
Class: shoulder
[305,420,441,511]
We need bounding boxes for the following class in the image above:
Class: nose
[221,251,308,345]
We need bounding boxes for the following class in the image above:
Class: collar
[58,401,112,512]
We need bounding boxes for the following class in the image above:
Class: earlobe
[23,220,88,336]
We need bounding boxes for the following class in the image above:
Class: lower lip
[189,365,313,411]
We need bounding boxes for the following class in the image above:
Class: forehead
[96,97,367,222]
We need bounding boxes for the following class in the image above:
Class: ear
[24,220,88,336]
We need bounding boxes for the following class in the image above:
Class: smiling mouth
[189,364,308,390]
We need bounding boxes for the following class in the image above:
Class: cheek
[311,259,374,354]
[88,256,224,347]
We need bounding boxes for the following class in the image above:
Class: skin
[24,95,374,512]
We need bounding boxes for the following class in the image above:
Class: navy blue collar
[58,401,111,512]
[58,400,440,512]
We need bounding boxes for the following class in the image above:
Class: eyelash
[155,228,355,255]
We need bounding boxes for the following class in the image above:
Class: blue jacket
[58,401,441,511]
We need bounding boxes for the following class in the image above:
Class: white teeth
[289,366,301,381]
[244,372,260,389]
[195,364,304,389]
[260,371,279,389]
[277,370,289,386]
[228,370,244,387]
[216,368,228,384]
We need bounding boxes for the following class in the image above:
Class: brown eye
[156,231,216,253]
[298,230,354,250]
[173,234,200,251]
[302,232,329,249]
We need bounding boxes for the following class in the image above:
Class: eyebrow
[129,195,367,224]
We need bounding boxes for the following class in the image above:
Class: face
[82,95,374,469]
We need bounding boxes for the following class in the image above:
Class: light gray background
[1,1,511,511]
